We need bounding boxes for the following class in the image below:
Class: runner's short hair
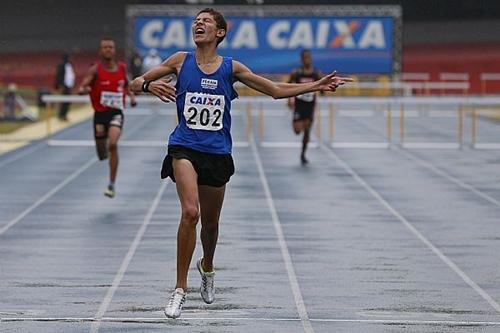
[196,8,227,45]
[301,49,311,57]
[99,36,115,46]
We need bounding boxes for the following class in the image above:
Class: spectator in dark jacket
[54,53,75,121]
[129,49,143,79]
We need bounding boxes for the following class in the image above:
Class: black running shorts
[93,109,124,139]
[293,108,314,122]
[293,100,315,122]
[161,145,235,187]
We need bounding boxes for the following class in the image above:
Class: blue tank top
[168,52,238,154]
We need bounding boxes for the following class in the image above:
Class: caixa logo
[137,17,390,51]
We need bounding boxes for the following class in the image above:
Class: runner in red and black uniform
[288,49,322,164]
[78,37,137,198]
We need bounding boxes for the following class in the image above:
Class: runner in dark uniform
[131,8,352,319]
[77,37,137,198]
[288,49,322,164]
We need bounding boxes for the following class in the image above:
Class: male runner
[130,8,352,318]
[78,37,137,198]
[288,49,322,164]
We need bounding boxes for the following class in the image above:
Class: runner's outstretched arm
[233,61,353,99]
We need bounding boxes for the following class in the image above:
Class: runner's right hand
[149,77,176,103]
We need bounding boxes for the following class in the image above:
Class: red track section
[1,43,500,94]
[0,50,125,91]
[403,42,500,94]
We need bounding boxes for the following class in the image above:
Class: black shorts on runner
[161,145,235,187]
[93,109,124,139]
[293,100,314,122]
[293,108,314,122]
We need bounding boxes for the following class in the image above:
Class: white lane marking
[401,142,460,149]
[428,110,457,118]
[331,142,389,149]
[397,147,500,209]
[0,114,156,236]
[0,158,98,236]
[89,181,169,333]
[338,110,374,117]
[321,144,500,315]
[233,141,250,147]
[250,135,314,333]
[386,110,419,118]
[48,140,94,146]
[311,318,500,325]
[473,143,500,150]
[0,141,47,169]
[2,317,500,326]
[260,141,319,148]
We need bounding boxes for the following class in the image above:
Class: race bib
[183,92,225,131]
[296,92,315,102]
[100,91,124,110]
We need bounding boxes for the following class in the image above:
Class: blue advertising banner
[134,16,393,74]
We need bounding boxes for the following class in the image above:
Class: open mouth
[195,28,205,35]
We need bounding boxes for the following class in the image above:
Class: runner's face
[99,40,116,60]
[192,13,224,46]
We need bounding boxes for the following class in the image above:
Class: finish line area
[2,96,500,332]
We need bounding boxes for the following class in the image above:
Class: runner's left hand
[317,71,354,92]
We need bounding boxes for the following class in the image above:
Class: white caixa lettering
[139,18,387,51]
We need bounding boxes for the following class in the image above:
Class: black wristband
[141,80,151,93]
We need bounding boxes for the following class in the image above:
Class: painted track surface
[1,100,500,332]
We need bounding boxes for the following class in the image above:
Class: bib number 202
[184,107,223,130]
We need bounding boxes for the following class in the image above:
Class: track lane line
[0,115,155,236]
[3,316,500,326]
[89,180,169,333]
[250,135,315,333]
[397,147,500,209]
[320,143,500,315]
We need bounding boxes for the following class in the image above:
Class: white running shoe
[104,185,115,198]
[164,288,186,319]
[197,257,215,304]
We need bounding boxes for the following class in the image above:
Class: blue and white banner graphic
[134,16,393,74]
